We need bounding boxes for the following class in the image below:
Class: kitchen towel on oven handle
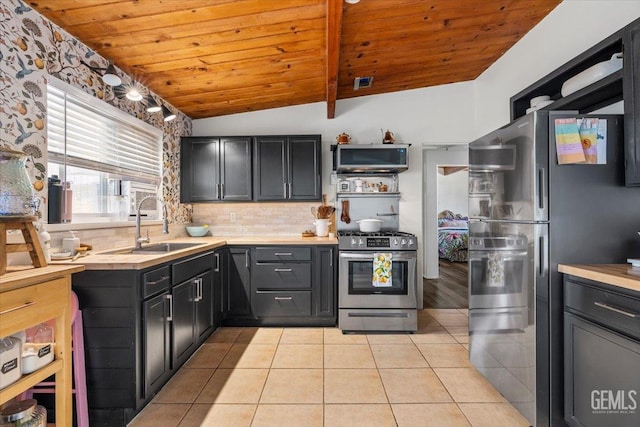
[373,253,392,287]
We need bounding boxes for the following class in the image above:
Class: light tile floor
[128,309,530,427]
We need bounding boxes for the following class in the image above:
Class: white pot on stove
[356,218,383,232]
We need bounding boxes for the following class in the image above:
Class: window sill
[47,220,164,233]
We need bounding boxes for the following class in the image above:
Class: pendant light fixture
[79,59,122,86]
[145,95,161,113]
[102,62,121,86]
[162,105,176,122]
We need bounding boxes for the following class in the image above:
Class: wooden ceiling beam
[325,0,343,119]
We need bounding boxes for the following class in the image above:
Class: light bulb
[126,88,143,101]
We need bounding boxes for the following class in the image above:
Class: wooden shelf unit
[0,265,83,426]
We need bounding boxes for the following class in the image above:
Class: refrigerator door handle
[538,233,548,277]
[538,167,546,211]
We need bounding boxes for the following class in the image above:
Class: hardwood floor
[423,259,468,309]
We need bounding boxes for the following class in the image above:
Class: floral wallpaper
[0,0,193,223]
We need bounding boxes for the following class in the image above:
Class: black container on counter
[47,175,63,224]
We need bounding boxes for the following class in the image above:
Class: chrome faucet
[135,195,169,249]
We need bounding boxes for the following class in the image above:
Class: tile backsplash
[192,202,321,236]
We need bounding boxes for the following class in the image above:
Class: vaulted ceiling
[28,0,561,119]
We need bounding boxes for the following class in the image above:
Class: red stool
[24,291,89,427]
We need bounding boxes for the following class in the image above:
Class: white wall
[474,0,640,136]
[193,81,477,293]
[437,170,469,217]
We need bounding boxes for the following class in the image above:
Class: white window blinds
[47,83,162,184]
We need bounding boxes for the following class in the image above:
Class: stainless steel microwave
[333,144,410,173]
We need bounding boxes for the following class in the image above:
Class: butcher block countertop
[0,264,85,292]
[558,264,640,293]
[50,235,338,270]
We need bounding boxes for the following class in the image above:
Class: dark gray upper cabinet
[254,135,321,201]
[220,138,253,200]
[624,20,640,186]
[180,136,253,202]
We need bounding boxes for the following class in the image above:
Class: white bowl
[561,53,622,97]
[530,95,550,108]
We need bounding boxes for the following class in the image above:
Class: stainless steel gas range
[338,231,418,332]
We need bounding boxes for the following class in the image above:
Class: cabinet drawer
[142,266,171,299]
[0,278,68,335]
[565,278,640,340]
[253,291,311,317]
[173,252,214,285]
[255,247,311,262]
[253,263,311,289]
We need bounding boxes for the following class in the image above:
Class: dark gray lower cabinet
[313,246,335,318]
[143,292,171,398]
[564,276,640,427]
[72,251,219,426]
[172,279,196,368]
[223,245,336,326]
[225,247,253,319]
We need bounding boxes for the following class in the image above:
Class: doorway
[422,146,469,308]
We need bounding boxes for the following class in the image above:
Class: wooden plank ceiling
[28,0,561,119]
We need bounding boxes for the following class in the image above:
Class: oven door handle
[339,252,416,261]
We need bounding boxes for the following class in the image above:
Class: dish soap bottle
[62,230,80,255]
[36,222,51,262]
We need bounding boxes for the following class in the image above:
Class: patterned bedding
[437,211,468,262]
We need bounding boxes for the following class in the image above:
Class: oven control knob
[351,238,357,246]
[393,238,399,246]
[358,238,364,246]
[401,238,407,246]
[408,238,414,246]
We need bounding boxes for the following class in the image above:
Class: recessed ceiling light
[345,0,360,3]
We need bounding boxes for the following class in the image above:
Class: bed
[437,210,469,262]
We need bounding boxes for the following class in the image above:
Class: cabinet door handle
[283,182,288,198]
[288,182,292,198]
[216,183,220,199]
[214,253,220,272]
[165,294,173,321]
[245,250,249,268]
[594,301,640,318]
[220,183,224,198]
[330,248,333,267]
[274,296,293,301]
[199,278,203,300]
[274,268,292,272]
[146,275,170,286]
[0,301,36,315]
[274,252,292,256]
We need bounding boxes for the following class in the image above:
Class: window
[46,79,163,224]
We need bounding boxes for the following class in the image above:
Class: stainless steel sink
[99,242,206,255]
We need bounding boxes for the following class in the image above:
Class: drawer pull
[274,296,293,301]
[274,268,293,272]
[145,275,170,286]
[274,252,292,256]
[594,301,640,318]
[0,301,36,315]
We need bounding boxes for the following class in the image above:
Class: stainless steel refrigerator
[468,110,639,426]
